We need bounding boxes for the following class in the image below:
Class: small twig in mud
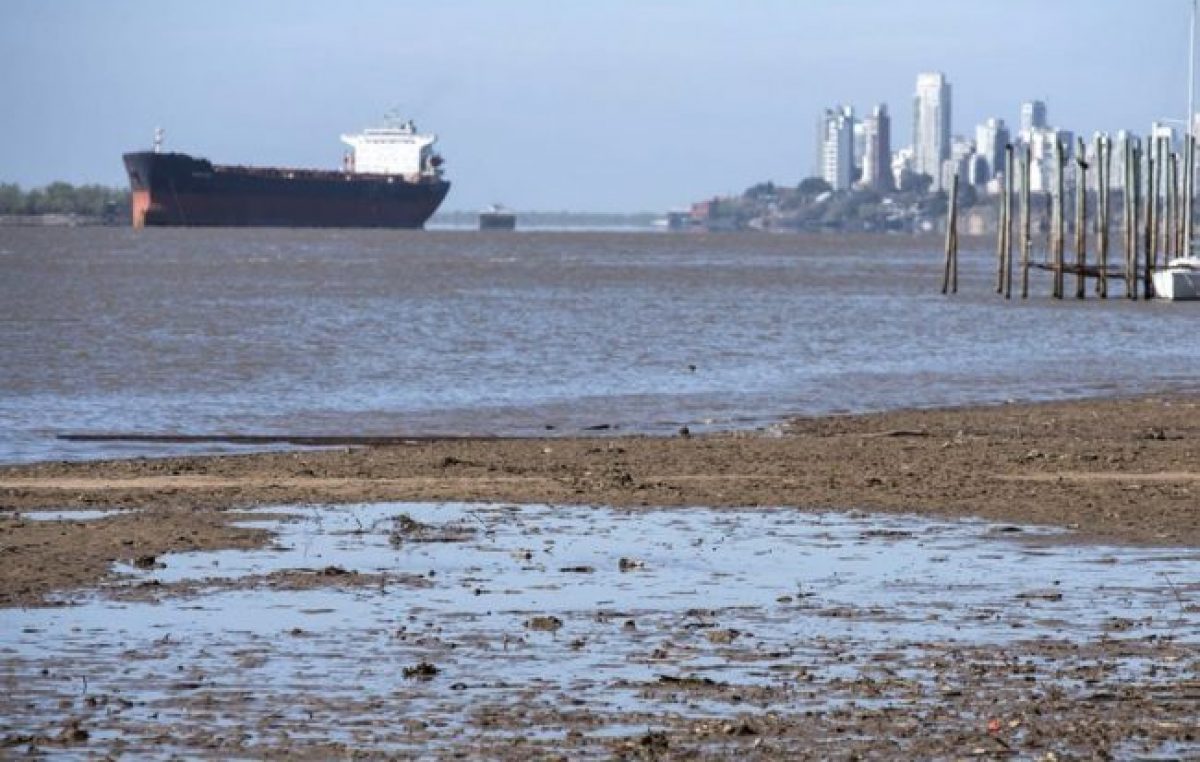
[464,510,488,527]
[1159,571,1188,631]
[1160,571,1186,610]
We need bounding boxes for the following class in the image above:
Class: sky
[0,1,1193,212]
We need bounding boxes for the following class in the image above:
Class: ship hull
[123,152,450,229]
[479,212,516,230]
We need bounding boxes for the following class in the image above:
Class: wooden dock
[942,130,1194,300]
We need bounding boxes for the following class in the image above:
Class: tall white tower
[912,72,952,190]
[818,105,855,191]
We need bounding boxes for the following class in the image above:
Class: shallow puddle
[2,503,1197,757]
[4,508,132,522]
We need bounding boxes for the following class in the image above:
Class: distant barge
[479,204,516,230]
[123,121,450,228]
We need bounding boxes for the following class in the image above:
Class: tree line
[0,182,130,218]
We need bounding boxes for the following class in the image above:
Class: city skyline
[1,1,1196,212]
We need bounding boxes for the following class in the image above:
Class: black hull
[123,152,450,229]
[479,213,517,230]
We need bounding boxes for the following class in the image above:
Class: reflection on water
[1,228,1196,462]
[1,502,1196,756]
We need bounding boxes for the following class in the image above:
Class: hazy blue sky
[0,1,1192,211]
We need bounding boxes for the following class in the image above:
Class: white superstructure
[340,119,441,177]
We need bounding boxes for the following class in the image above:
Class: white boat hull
[1152,262,1200,300]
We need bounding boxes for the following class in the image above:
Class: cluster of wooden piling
[942,132,1195,299]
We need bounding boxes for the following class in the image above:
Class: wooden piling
[1021,144,1032,299]
[1098,136,1111,299]
[1144,139,1158,298]
[941,173,959,295]
[1155,140,1162,287]
[1166,151,1177,261]
[1124,138,1135,299]
[995,160,1006,294]
[1004,143,1014,298]
[1185,135,1195,256]
[1074,137,1088,299]
[1053,138,1066,298]
[1176,144,1185,256]
[1131,140,1142,300]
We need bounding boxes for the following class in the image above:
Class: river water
[1,228,1196,463]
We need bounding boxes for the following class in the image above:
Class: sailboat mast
[1187,0,1196,250]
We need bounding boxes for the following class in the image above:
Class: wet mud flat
[2,502,1198,759]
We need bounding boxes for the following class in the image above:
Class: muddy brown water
[2,228,1198,464]
[2,502,1197,758]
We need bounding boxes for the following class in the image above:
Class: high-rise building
[943,136,975,192]
[860,104,892,190]
[913,72,952,189]
[967,154,989,187]
[818,105,855,191]
[1028,128,1075,193]
[891,146,915,191]
[974,118,1011,185]
[853,122,867,179]
[1020,100,1048,138]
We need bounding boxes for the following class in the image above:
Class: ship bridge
[340,120,441,177]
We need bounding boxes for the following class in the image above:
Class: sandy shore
[2,394,1198,606]
[2,394,1199,759]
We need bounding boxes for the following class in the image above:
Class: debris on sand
[402,661,439,681]
[638,730,670,752]
[705,628,740,645]
[1016,589,1064,602]
[56,719,89,744]
[657,674,720,688]
[526,616,564,633]
[388,513,476,546]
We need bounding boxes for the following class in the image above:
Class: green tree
[0,183,21,213]
[798,177,832,196]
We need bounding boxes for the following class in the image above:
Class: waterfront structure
[853,122,867,179]
[967,153,989,188]
[974,118,1010,185]
[913,72,952,190]
[942,136,975,194]
[891,146,915,191]
[1027,127,1075,193]
[818,105,855,191]
[1109,130,1132,191]
[860,104,893,190]
[1151,121,1177,152]
[1019,100,1048,139]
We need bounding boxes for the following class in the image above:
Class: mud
[3,395,1199,607]
[2,502,1197,759]
[1,395,1199,758]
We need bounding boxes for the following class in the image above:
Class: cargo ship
[123,120,450,228]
